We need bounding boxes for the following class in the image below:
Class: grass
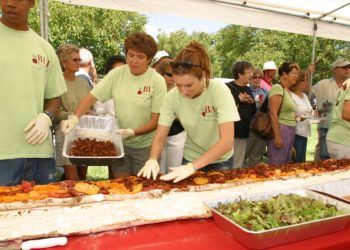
[85,124,319,180]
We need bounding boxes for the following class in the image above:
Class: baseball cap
[151,51,170,66]
[332,57,350,69]
[263,61,277,71]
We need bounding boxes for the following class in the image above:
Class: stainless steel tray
[307,179,350,204]
[62,115,124,166]
[204,189,350,249]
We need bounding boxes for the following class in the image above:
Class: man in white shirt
[311,58,350,161]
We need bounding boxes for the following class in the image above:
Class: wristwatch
[43,110,54,123]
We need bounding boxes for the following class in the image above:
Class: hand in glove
[116,129,135,140]
[60,114,79,134]
[160,163,196,183]
[24,113,52,145]
[137,159,160,180]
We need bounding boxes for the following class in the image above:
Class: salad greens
[215,194,342,231]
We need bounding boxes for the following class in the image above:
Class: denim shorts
[182,157,232,171]
[0,158,56,186]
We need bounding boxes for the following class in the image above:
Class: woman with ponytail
[138,41,240,182]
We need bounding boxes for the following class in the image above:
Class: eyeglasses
[164,72,173,77]
[341,65,350,69]
[72,58,82,62]
[252,76,261,79]
[170,61,201,70]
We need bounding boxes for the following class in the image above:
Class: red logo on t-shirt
[32,54,50,68]
[137,86,151,95]
[201,105,216,117]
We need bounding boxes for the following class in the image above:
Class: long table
[46,218,350,250]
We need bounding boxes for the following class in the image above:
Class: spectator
[327,79,350,159]
[104,55,126,75]
[55,44,91,180]
[61,32,167,178]
[226,61,256,168]
[138,41,239,182]
[290,70,313,163]
[260,61,277,92]
[268,62,299,165]
[153,56,186,174]
[0,0,66,185]
[311,57,350,161]
[76,48,95,89]
[151,50,171,68]
[244,68,268,166]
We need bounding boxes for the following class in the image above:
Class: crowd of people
[1,0,350,186]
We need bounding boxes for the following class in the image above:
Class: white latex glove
[60,114,79,134]
[116,128,135,140]
[24,113,52,145]
[160,163,196,183]
[137,159,160,180]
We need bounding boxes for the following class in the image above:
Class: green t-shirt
[268,84,296,126]
[53,77,91,129]
[91,65,166,148]
[159,79,240,163]
[0,23,67,160]
[327,87,350,146]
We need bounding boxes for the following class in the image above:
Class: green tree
[157,30,222,76]
[29,1,147,73]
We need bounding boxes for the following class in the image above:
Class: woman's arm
[74,93,97,118]
[192,121,234,169]
[133,112,160,136]
[342,100,350,121]
[269,95,283,148]
[148,125,171,160]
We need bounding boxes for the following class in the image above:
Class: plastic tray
[204,189,350,249]
[62,115,124,166]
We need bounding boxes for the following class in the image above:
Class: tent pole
[310,20,317,86]
[39,0,49,40]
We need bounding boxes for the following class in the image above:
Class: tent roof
[58,0,350,41]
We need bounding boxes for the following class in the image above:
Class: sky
[145,13,227,39]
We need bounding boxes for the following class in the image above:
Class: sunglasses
[170,61,201,70]
[164,72,173,77]
[341,65,350,69]
[72,58,82,62]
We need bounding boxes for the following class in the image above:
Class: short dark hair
[124,32,157,61]
[278,61,300,77]
[231,61,253,80]
[104,55,126,74]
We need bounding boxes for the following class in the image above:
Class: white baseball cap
[263,61,277,71]
[332,57,350,69]
[151,51,170,66]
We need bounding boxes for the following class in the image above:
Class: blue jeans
[293,135,307,163]
[0,158,56,186]
[318,128,330,160]
[182,157,232,171]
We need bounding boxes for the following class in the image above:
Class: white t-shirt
[291,92,312,137]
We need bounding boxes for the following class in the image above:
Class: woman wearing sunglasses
[55,44,91,180]
[138,41,240,182]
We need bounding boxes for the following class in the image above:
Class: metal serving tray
[307,179,350,204]
[62,115,124,166]
[204,189,350,249]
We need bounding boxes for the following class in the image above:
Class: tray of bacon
[63,115,124,165]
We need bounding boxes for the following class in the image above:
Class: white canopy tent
[51,0,350,41]
[39,0,350,67]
